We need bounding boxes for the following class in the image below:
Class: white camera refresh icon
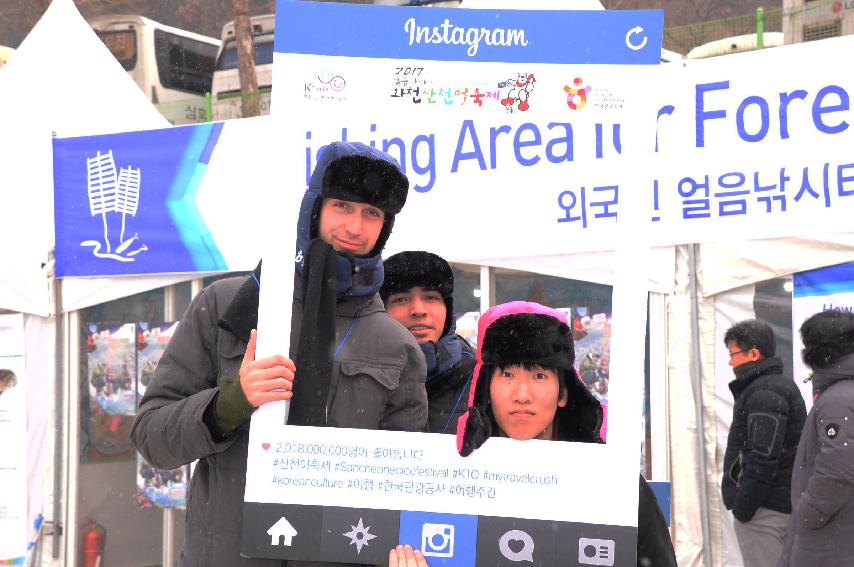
[578,537,615,566]
[421,523,455,558]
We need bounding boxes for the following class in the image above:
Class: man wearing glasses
[721,320,806,567]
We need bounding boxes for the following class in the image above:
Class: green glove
[214,376,255,434]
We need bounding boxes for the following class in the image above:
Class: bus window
[97,30,137,71]
[215,37,274,71]
[154,30,217,96]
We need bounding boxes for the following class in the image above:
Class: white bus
[210,14,275,120]
[88,15,220,124]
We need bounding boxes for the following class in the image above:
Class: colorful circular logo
[563,77,592,110]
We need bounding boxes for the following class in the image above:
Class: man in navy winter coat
[722,319,806,567]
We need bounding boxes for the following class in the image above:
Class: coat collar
[728,356,783,398]
[810,352,854,394]
[217,263,261,344]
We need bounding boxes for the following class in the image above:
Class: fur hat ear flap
[557,368,604,444]
[457,363,494,456]
[458,406,493,457]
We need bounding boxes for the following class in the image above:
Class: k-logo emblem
[826,424,839,439]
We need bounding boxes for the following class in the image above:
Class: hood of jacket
[809,351,854,396]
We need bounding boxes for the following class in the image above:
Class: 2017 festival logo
[305,69,348,102]
[564,77,592,110]
[81,150,148,262]
[498,72,536,112]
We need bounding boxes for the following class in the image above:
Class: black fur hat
[481,313,575,371]
[800,308,854,369]
[457,305,602,457]
[306,142,409,257]
[380,251,454,337]
[321,153,409,216]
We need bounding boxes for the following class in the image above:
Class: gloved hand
[732,494,758,523]
[214,375,255,434]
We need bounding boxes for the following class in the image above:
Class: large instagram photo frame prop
[243,2,663,566]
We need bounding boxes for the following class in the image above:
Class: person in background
[0,368,16,396]
[131,141,427,567]
[381,251,475,434]
[777,309,854,567]
[721,319,805,567]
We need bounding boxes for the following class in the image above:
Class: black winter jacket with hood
[722,357,807,521]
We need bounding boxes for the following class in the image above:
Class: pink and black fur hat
[457,301,603,456]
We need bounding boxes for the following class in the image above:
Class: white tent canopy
[0,0,173,316]
[699,234,854,297]
[457,247,676,293]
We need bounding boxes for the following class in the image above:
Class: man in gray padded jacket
[131,142,428,567]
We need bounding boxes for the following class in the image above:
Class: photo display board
[242,3,663,566]
[0,314,28,564]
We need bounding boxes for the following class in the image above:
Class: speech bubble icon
[498,529,534,562]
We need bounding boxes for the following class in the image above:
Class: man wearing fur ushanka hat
[381,251,475,434]
[132,141,428,567]
[456,301,677,567]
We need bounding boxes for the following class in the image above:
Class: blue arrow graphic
[166,122,227,272]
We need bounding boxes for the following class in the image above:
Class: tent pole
[162,284,178,567]
[62,309,81,567]
[479,266,495,312]
[51,275,63,560]
[688,244,713,567]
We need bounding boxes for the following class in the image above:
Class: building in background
[784,0,853,43]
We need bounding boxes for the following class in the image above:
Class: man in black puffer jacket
[381,251,475,434]
[722,320,806,567]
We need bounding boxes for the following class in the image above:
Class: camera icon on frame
[578,537,615,566]
[421,523,455,558]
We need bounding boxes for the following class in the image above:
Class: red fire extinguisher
[82,519,106,567]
